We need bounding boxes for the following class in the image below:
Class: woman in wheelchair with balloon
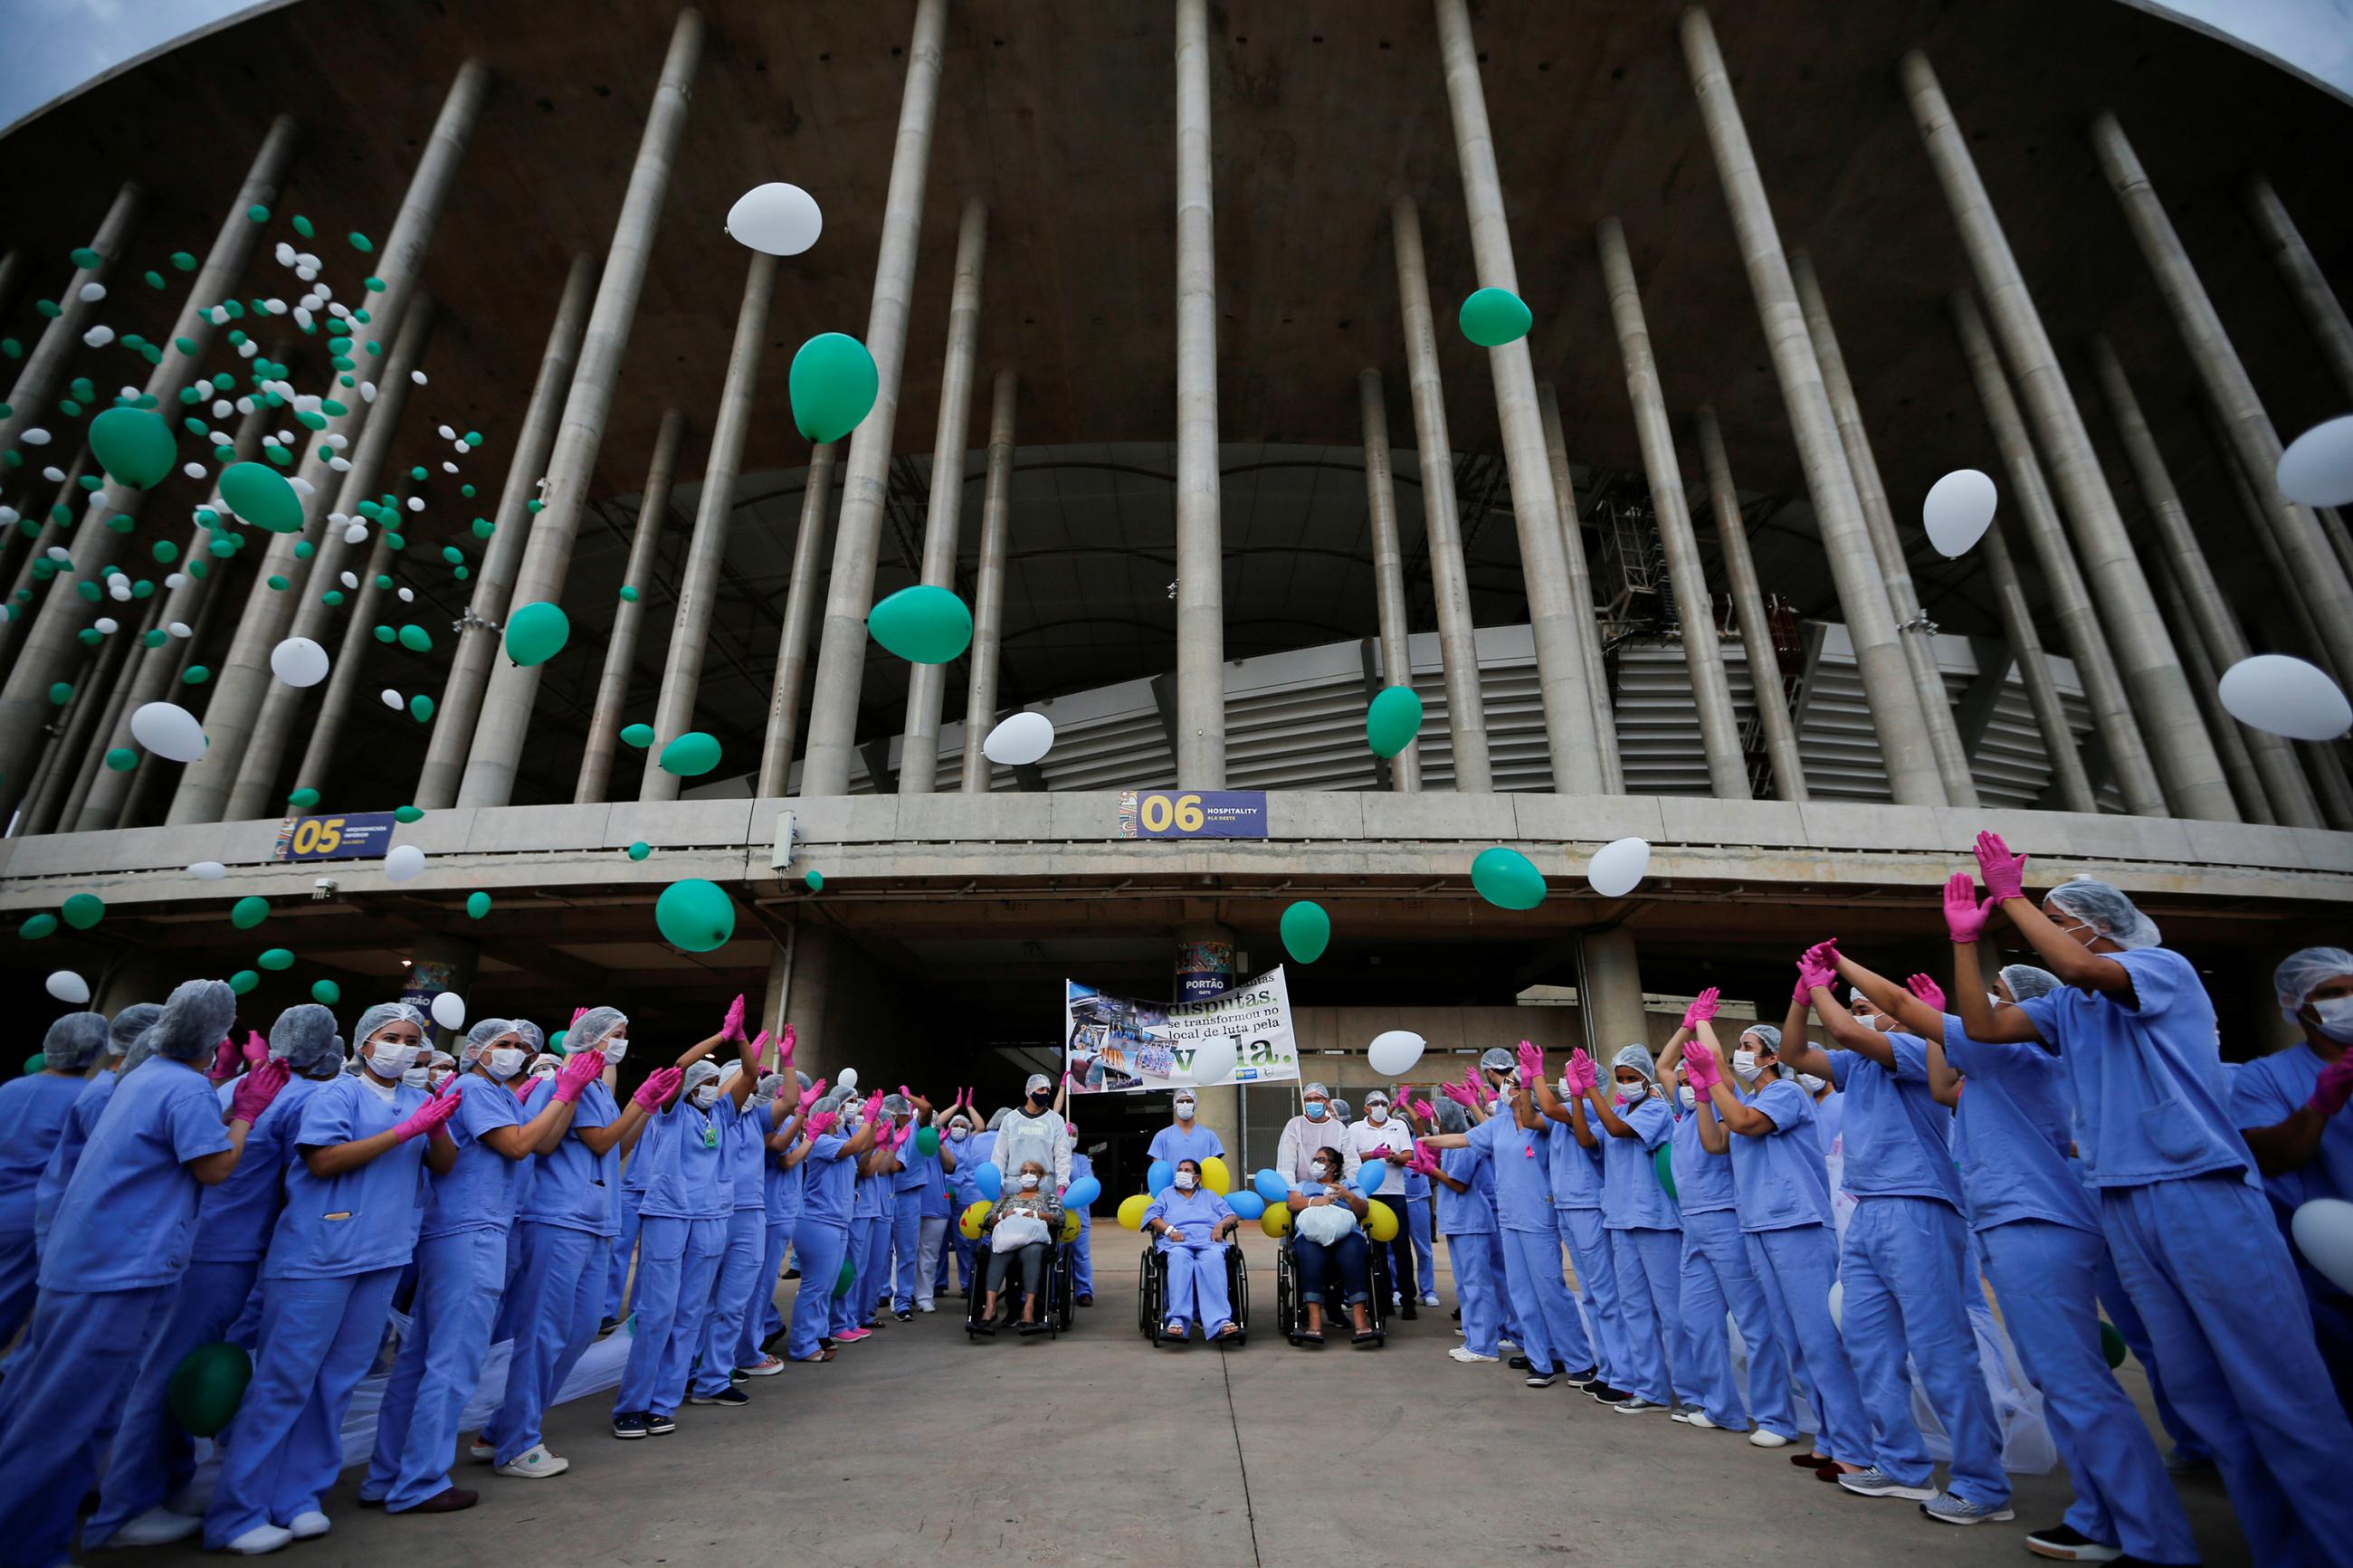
[1138,1159,1244,1344]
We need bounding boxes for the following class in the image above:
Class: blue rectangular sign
[1117,789,1269,840]
[273,811,398,861]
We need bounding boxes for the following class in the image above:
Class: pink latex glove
[392,1084,462,1143]
[1943,872,1994,944]
[805,1110,841,1136]
[805,1077,829,1105]
[1515,1040,1543,1088]
[568,1005,589,1033]
[2311,1055,2353,1118]
[1796,946,1837,996]
[1682,1046,1721,1095]
[206,1038,240,1084]
[1681,987,1720,1029]
[1907,973,1948,1013]
[243,1030,269,1066]
[229,1058,290,1124]
[746,1030,771,1072]
[863,1090,885,1126]
[516,1077,543,1103]
[1976,831,2028,903]
[1438,1081,1475,1110]
[632,1066,683,1112]
[551,1047,604,1105]
[1409,1097,1434,1123]
[719,993,748,1043]
[1567,1048,1598,1096]
[776,1024,796,1062]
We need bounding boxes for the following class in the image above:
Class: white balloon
[1186,1035,1240,1087]
[188,860,228,881]
[45,970,90,1004]
[835,1067,860,1092]
[167,621,192,638]
[1586,836,1652,898]
[381,689,403,709]
[129,700,207,762]
[430,989,467,1031]
[1922,468,1998,557]
[384,843,426,883]
[2278,415,2353,508]
[726,182,824,256]
[269,636,330,689]
[2219,654,2351,742]
[1367,1029,1426,1077]
[2295,1198,2353,1294]
[981,710,1055,766]
[1828,1278,1844,1330]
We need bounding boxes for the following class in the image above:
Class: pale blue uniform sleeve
[167,1078,233,1164]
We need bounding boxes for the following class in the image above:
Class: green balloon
[167,1341,252,1438]
[2101,1319,2128,1370]
[619,722,655,750]
[626,841,652,862]
[466,890,492,920]
[658,731,721,777]
[24,1054,45,1075]
[89,406,176,488]
[229,969,260,994]
[1651,1143,1678,1202]
[1458,286,1533,347]
[409,693,434,724]
[653,878,735,953]
[502,600,569,667]
[395,804,424,822]
[1279,900,1330,964]
[788,332,880,443]
[866,584,972,664]
[310,979,340,1005]
[104,746,137,771]
[230,896,270,930]
[832,1253,857,1298]
[1366,685,1424,759]
[257,947,295,971]
[804,870,824,892]
[20,912,59,940]
[218,461,305,533]
[287,787,319,810]
[396,623,431,652]
[618,584,640,603]
[61,893,104,930]
[915,1125,940,1158]
[1471,845,1548,911]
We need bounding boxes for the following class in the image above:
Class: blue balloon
[1147,1159,1175,1196]
[1252,1168,1290,1205]
[1227,1189,1265,1221]
[1063,1174,1101,1209]
[974,1162,1003,1202]
[1356,1159,1386,1196]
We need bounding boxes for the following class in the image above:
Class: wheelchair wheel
[1363,1239,1389,1345]
[1224,1245,1250,1346]
[1137,1247,1161,1343]
[1055,1249,1075,1332]
[1275,1243,1298,1345]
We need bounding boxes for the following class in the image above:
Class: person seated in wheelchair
[1286,1151,1377,1345]
[976,1159,1062,1336]
[1141,1158,1242,1344]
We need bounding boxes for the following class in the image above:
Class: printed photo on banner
[1063,968,1300,1092]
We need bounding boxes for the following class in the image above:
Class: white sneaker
[736,1355,784,1377]
[286,1511,330,1540]
[1748,1428,1794,1449]
[101,1506,201,1546]
[1673,1410,1722,1430]
[1420,1293,1441,1307]
[468,1438,493,1462]
[917,1300,936,1314]
[493,1444,570,1478]
[224,1523,293,1555]
[1448,1345,1500,1364]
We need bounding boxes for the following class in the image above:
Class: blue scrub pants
[1070,1211,1093,1296]
[694,1207,767,1394]
[787,1217,849,1359]
[1555,1205,1627,1387]
[1747,1224,1873,1465]
[1498,1222,1592,1374]
[1161,1241,1234,1335]
[1407,1193,1436,1297]
[88,1258,258,1542]
[488,1221,529,1342]
[836,1214,886,1335]
[1681,1207,1798,1435]
[0,1228,36,1351]
[1979,1218,2194,1563]
[205,1266,402,1550]
[614,1215,724,1416]
[1443,1228,1507,1356]
[935,1224,974,1294]
[605,1187,643,1321]
[888,1188,924,1311]
[0,1284,173,1565]
[743,1213,794,1364]
[2093,1234,2211,1464]
[483,1222,606,1466]
[1840,1195,2008,1504]
[1608,1225,1691,1406]
[366,1228,510,1511]
[2104,1175,2353,1565]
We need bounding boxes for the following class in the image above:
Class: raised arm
[1944,871,2052,1045]
[1834,952,1945,1041]
[1684,1023,1731,1155]
[1976,832,2131,994]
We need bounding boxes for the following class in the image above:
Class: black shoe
[1016,1320,1047,1335]
[895,1309,913,1323]
[784,1268,801,1280]
[1398,1304,1417,1319]
[2022,1522,2127,1562]
[644,1411,677,1435]
[1076,1294,1093,1307]
[598,1316,622,1337]
[688,1387,750,1408]
[1508,1354,1539,1370]
[760,1326,788,1354]
[1450,1306,1462,1321]
[612,1411,648,1440]
[1585,1383,1631,1404]
[1562,1366,1599,1387]
[1524,1368,1558,1387]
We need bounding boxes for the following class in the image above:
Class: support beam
[0,450,89,672]
[757,443,838,798]
[2203,393,2339,686]
[2248,175,2353,406]
[1693,406,1807,801]
[1978,520,2099,815]
[796,0,947,797]
[899,198,989,794]
[577,409,685,803]
[1434,0,1602,794]
[57,599,159,832]
[1580,927,1649,1053]
[292,534,395,802]
[1950,639,2012,760]
[1538,385,1624,791]
[959,370,1018,794]
[2148,548,2276,825]
[26,609,143,835]
[1168,0,1227,787]
[1596,218,1748,799]
[414,251,597,809]
[1390,195,1491,792]
[0,182,145,460]
[455,11,704,808]
[1681,8,1941,804]
[1358,369,1421,793]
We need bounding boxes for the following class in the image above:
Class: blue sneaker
[1920,1491,2015,1526]
[1835,1467,1937,1501]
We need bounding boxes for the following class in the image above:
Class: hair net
[342,1056,365,1076]
[881,1093,911,1117]
[715,1061,744,1093]
[2044,878,2162,951]
[2000,964,2064,1005]
[43,1012,111,1073]
[270,1003,344,1076]
[1434,1098,1470,1136]
[429,1050,456,1069]
[1739,1023,1783,1053]
[987,1107,1011,1132]
[1611,1043,1658,1083]
[1301,1081,1329,1099]
[795,1069,813,1092]
[511,1019,545,1054]
[143,979,239,1065]
[1478,1047,1514,1074]
[946,1108,973,1128]
[1329,1098,1352,1120]
[1024,1072,1052,1095]
[570,1007,627,1056]
[107,1003,161,1060]
[755,1071,788,1103]
[354,1002,428,1052]
[813,1094,844,1117]
[462,1017,518,1063]
[2275,947,2353,1023]
[684,1060,723,1099]
[1363,1090,1391,1108]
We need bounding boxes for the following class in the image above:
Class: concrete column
[56,599,159,832]
[1951,291,2163,815]
[26,613,142,835]
[405,930,480,1054]
[0,248,27,333]
[2148,549,2275,824]
[2248,175,2353,405]
[1596,219,1749,799]
[1358,370,1422,793]
[958,371,1018,794]
[757,446,839,798]
[2088,336,2320,828]
[1433,0,1602,794]
[1580,926,1649,1056]
[1681,9,1942,805]
[174,62,489,825]
[455,12,704,808]
[291,535,395,798]
[640,254,779,803]
[1166,0,1227,787]
[795,0,948,798]
[1903,54,2233,821]
[779,923,841,1077]
[577,409,685,804]
[1973,539,2098,817]
[225,299,435,818]
[1789,250,1977,805]
[0,451,88,671]
[0,182,145,459]
[1390,195,1492,793]
[900,198,990,794]
[1538,385,1624,792]
[414,252,598,809]
[2203,394,2339,685]
[1174,922,1242,1151]
[1693,406,1808,801]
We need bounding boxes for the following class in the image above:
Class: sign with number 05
[273,811,398,861]
[1116,790,1269,840]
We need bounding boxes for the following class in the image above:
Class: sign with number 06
[1116,789,1269,840]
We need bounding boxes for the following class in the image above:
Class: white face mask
[1677,1086,1697,1109]
[602,1036,629,1064]
[367,1041,417,1079]
[2312,996,2353,1044]
[691,1085,719,1109]
[1798,1073,1825,1095]
[1615,1080,1647,1104]
[1310,1163,1333,1183]
[1175,1100,1196,1122]
[529,1059,560,1080]
[1174,1170,1196,1191]
[1731,1050,1760,1080]
[948,1126,968,1141]
[1367,1105,1388,1124]
[486,1046,526,1079]
[1019,1173,1041,1191]
[402,1066,431,1089]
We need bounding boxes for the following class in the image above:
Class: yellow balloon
[1061,1209,1083,1243]
[1260,1203,1291,1239]
[958,1200,993,1240]
[1367,1201,1399,1242]
[1200,1155,1232,1195]
[1118,1193,1152,1231]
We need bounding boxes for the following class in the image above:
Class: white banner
[1063,968,1300,1093]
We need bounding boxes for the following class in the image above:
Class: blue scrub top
[1545,1117,1605,1210]
[853,1157,890,1221]
[192,1075,327,1263]
[1599,1095,1679,1231]
[2015,947,2255,1191]
[766,1113,805,1228]
[1825,1034,1961,1210]
[1466,1110,1555,1233]
[721,1098,771,1212]
[1941,1017,2101,1236]
[1068,1150,1094,1200]
[1668,1100,1738,1216]
[798,1132,855,1227]
[638,1098,731,1220]
[2232,1043,2353,1212]
[1142,1184,1234,1249]
[526,1080,622,1236]
[1814,1089,1845,1162]
[40,1059,232,1293]
[420,1071,526,1238]
[0,1074,86,1233]
[268,1074,433,1279]
[1728,1079,1832,1233]
[1148,1122,1225,1166]
[33,1068,118,1242]
[944,1130,982,1208]
[1435,1144,1497,1235]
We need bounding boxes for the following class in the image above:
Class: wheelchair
[1135,1240,1250,1346]
[1273,1225,1389,1347]
[964,1239,1074,1340]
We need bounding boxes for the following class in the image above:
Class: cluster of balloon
[1279,899,1329,964]
[981,710,1053,766]
[1471,845,1546,910]
[867,584,972,664]
[1365,684,1423,759]
[1921,469,1997,557]
[655,877,735,953]
[1585,836,1651,898]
